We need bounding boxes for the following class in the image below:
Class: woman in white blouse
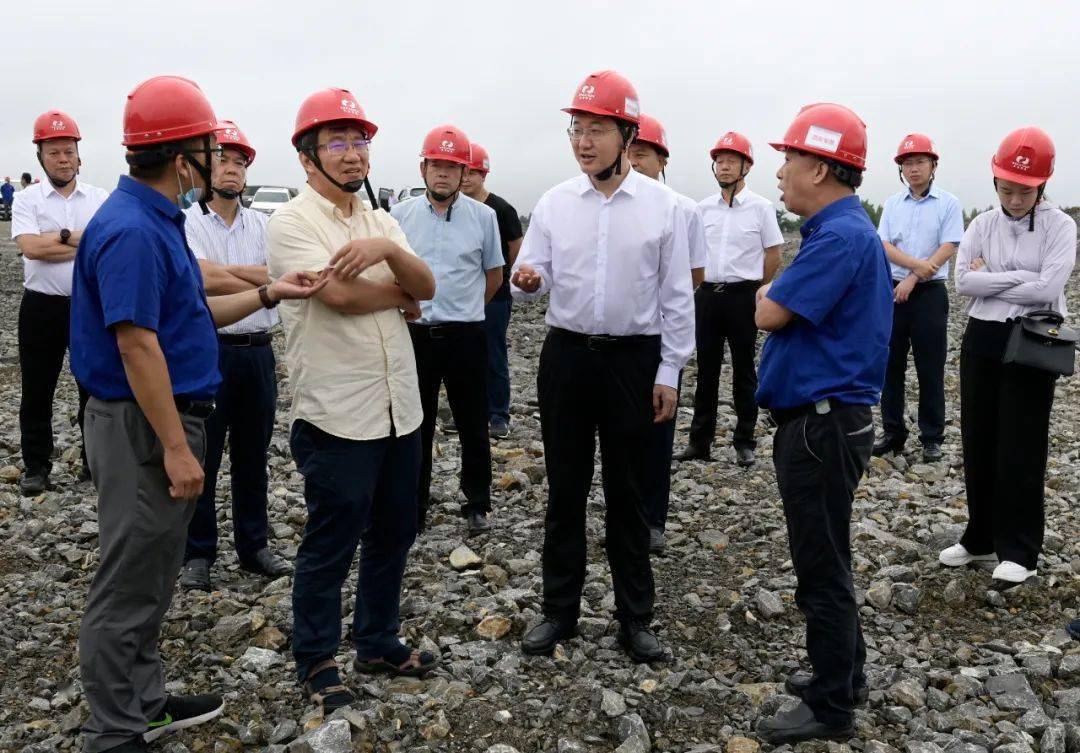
[940,127,1076,585]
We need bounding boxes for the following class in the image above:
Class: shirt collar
[903,184,940,202]
[717,186,748,207]
[575,167,640,198]
[41,177,86,200]
[116,175,183,221]
[800,194,861,239]
[303,182,364,221]
[205,202,246,230]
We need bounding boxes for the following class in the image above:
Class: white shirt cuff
[654,363,680,389]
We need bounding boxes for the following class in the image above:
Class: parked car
[249,186,297,215]
[241,184,263,208]
[396,186,426,203]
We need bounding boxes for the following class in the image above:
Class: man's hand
[969,257,986,271]
[328,239,395,280]
[164,442,204,501]
[653,385,678,423]
[894,275,918,303]
[400,296,421,322]
[268,270,328,301]
[511,264,543,293]
[912,259,939,280]
[756,281,773,304]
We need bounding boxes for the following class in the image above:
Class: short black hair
[126,137,208,181]
[21,172,32,183]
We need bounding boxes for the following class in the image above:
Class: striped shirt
[183,203,279,334]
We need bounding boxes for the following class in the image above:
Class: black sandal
[304,659,355,713]
[354,646,438,677]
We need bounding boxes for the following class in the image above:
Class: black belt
[549,327,660,351]
[769,397,853,426]
[408,321,483,339]
[174,395,216,418]
[219,332,272,347]
[700,280,762,293]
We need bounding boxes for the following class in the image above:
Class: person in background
[21,172,33,190]
[1,176,14,219]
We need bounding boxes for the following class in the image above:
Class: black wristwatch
[257,284,279,309]
[59,228,71,245]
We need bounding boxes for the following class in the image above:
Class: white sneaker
[992,561,1037,583]
[938,543,997,567]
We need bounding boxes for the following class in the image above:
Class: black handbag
[1002,309,1078,376]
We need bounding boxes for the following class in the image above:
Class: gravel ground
[0,216,1077,753]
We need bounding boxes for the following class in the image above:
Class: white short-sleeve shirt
[697,187,785,283]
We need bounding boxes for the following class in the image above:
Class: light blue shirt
[877,186,964,282]
[391,193,502,324]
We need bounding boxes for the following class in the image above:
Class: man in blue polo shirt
[70,76,323,753]
[753,104,892,745]
[391,125,503,536]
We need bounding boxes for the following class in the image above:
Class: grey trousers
[78,397,206,752]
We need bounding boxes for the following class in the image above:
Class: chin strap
[713,157,748,206]
[36,150,77,189]
[996,180,1044,231]
[898,161,935,198]
[303,146,380,210]
[594,122,638,182]
[423,160,465,222]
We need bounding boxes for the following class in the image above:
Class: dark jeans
[185,342,276,564]
[645,372,681,529]
[289,419,420,682]
[881,280,948,444]
[538,328,658,623]
[773,402,873,727]
[484,299,513,424]
[409,322,492,521]
[959,318,1055,570]
[688,281,760,451]
[19,288,88,475]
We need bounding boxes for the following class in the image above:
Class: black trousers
[409,322,491,523]
[185,341,277,565]
[18,288,88,475]
[959,318,1056,570]
[688,281,760,451]
[645,372,681,529]
[538,328,658,623]
[881,280,948,444]
[773,402,873,727]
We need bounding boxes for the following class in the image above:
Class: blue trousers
[484,299,512,423]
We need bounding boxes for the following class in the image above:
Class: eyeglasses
[318,139,371,156]
[567,126,619,142]
[901,157,932,168]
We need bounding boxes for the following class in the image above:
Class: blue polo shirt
[70,176,220,400]
[390,193,502,324]
[0,182,14,204]
[756,195,892,410]
[877,186,964,281]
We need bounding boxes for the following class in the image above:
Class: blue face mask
[175,165,204,209]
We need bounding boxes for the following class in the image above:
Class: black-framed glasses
[318,139,371,156]
[567,126,619,142]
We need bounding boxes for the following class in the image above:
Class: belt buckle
[429,325,446,339]
[713,282,728,294]
[587,335,614,350]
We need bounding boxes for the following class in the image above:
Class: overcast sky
[4,0,1078,217]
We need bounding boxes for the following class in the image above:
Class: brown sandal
[305,659,355,713]
[354,647,437,677]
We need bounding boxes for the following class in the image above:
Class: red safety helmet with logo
[770,102,867,171]
[991,127,1054,187]
[894,133,938,164]
[215,120,256,166]
[33,111,81,143]
[634,114,669,157]
[122,76,218,147]
[469,142,491,174]
[421,125,472,166]
[710,131,754,164]
[562,70,641,125]
[292,88,379,148]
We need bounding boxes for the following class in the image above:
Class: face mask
[175,164,204,209]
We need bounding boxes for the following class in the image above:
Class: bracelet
[258,284,279,309]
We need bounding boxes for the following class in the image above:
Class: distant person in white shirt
[11,110,108,495]
[677,132,784,468]
[178,120,292,593]
[512,70,694,664]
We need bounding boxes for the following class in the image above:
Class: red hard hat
[421,125,472,166]
[770,103,867,171]
[292,88,379,148]
[33,110,82,143]
[469,142,491,173]
[894,133,938,164]
[122,76,218,147]
[215,120,256,166]
[633,114,668,157]
[562,70,640,125]
[991,127,1054,187]
[710,131,754,164]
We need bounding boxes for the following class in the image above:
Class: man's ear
[812,159,830,187]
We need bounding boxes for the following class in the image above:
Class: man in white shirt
[178,121,291,592]
[678,132,784,468]
[11,110,108,495]
[512,71,694,663]
[627,113,706,555]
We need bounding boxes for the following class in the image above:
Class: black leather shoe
[785,670,869,706]
[618,621,664,663]
[521,618,577,656]
[240,548,292,577]
[649,527,665,556]
[19,472,49,497]
[467,510,492,535]
[675,445,711,462]
[77,464,93,483]
[922,442,943,462]
[872,433,905,457]
[179,559,212,591]
[757,701,853,744]
[735,447,755,467]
